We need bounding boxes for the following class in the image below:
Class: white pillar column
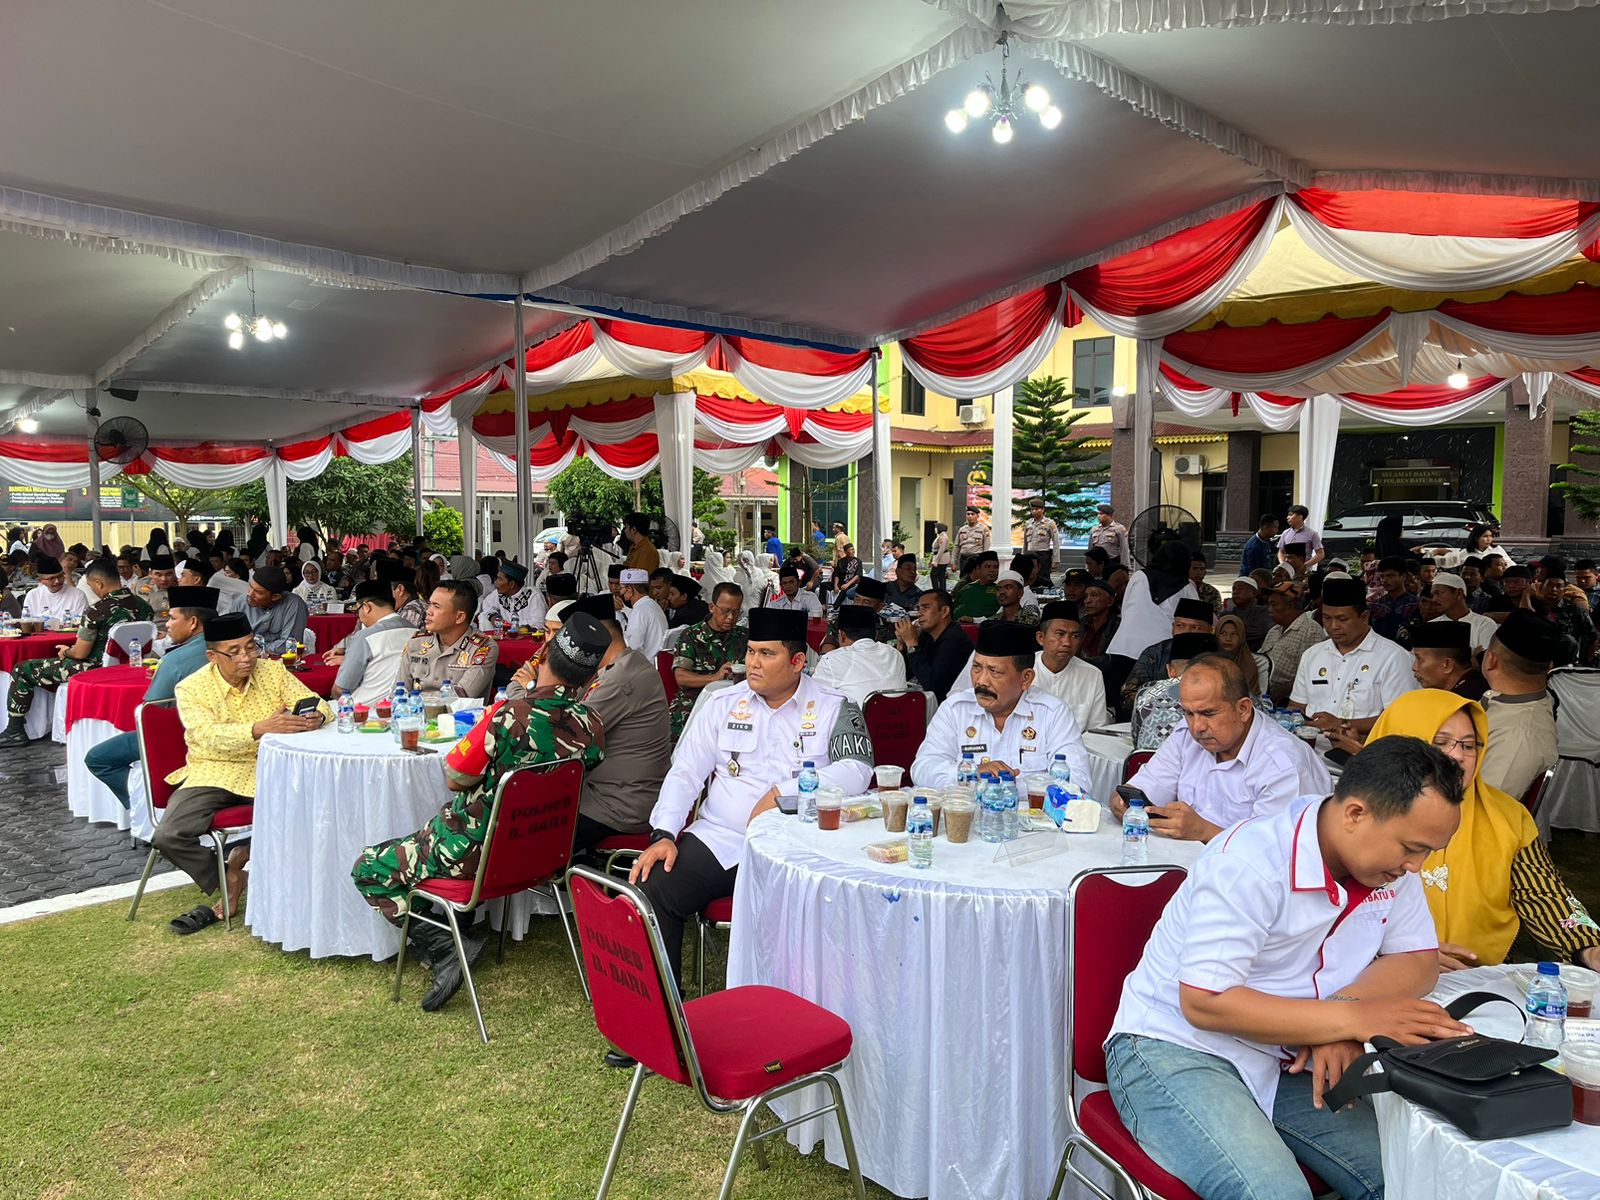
[870,351,892,565]
[411,406,425,539]
[990,384,1015,555]
[1133,339,1159,514]
[652,390,695,555]
[84,391,103,553]
[457,425,478,558]
[265,456,288,548]
[512,294,532,569]
[1297,394,1340,533]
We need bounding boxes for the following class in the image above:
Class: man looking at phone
[1105,737,1470,1199]
[157,612,333,936]
[912,620,1089,786]
[1115,655,1331,843]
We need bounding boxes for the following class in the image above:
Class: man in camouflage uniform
[399,580,499,701]
[351,612,609,1012]
[669,581,748,742]
[0,558,153,746]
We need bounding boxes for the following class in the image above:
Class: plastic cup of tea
[874,764,904,789]
[816,787,844,831]
[942,799,976,844]
[1563,965,1599,1019]
[881,789,911,834]
[1022,773,1051,810]
[1563,1043,1600,1126]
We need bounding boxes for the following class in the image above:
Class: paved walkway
[0,734,171,909]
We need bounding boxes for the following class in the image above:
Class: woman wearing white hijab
[734,550,774,614]
[294,560,339,609]
[699,545,734,588]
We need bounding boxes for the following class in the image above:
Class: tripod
[570,541,617,595]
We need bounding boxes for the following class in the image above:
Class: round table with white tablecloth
[725,806,1203,1200]
[59,666,156,841]
[1376,964,1600,1200]
[246,725,453,961]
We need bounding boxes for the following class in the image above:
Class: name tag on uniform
[1311,679,1329,686]
[726,721,753,732]
[961,742,987,755]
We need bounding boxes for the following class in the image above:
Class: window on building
[808,466,851,540]
[901,373,926,416]
[1072,337,1115,407]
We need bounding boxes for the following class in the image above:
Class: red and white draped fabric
[471,390,871,484]
[420,316,875,436]
[1286,189,1600,293]
[0,439,128,488]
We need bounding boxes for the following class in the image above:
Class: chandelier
[223,271,287,350]
[944,32,1061,143]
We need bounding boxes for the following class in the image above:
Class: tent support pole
[990,384,1014,558]
[513,293,532,567]
[85,392,103,553]
[411,406,425,540]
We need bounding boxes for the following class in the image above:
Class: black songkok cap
[748,608,806,643]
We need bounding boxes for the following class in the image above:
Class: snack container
[839,799,883,824]
[865,839,910,864]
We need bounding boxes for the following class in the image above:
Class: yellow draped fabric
[1366,690,1538,965]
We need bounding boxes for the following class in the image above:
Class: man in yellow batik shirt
[155,611,332,936]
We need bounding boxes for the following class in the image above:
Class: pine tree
[979,376,1107,537]
[1557,407,1600,521]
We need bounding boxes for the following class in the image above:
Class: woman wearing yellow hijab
[1366,689,1600,970]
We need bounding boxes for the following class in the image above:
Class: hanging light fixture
[1447,359,1469,390]
[17,417,37,434]
[223,270,288,350]
[945,32,1061,142]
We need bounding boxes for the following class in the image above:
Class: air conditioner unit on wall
[958,403,987,425]
[1173,454,1208,476]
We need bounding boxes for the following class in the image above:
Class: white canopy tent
[4,0,1600,564]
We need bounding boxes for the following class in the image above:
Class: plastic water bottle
[127,637,143,665]
[1121,799,1150,866]
[1525,962,1569,1049]
[999,770,1021,840]
[907,795,934,869]
[438,677,457,711]
[336,690,355,734]
[494,687,508,705]
[391,682,409,743]
[956,752,976,791]
[797,761,819,824]
[979,773,1006,844]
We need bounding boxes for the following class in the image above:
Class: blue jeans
[1105,1033,1383,1200]
[84,729,139,810]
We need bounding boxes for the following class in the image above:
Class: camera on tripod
[567,519,617,551]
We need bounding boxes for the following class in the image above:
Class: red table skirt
[0,633,76,674]
[306,612,358,650]
[806,619,829,651]
[65,665,149,733]
[493,637,543,671]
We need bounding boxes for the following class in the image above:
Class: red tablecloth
[64,665,149,733]
[287,654,340,699]
[494,637,543,670]
[806,619,829,651]
[0,633,76,673]
[960,622,980,644]
[306,612,358,650]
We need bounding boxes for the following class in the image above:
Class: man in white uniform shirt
[766,564,824,617]
[949,601,1109,735]
[20,556,86,624]
[1104,737,1469,1200]
[1429,571,1497,654]
[1117,655,1331,843]
[1290,577,1412,738]
[912,621,1089,786]
[632,607,872,985]
[618,567,668,660]
[811,604,908,706]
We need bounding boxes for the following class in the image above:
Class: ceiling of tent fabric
[4,0,1600,443]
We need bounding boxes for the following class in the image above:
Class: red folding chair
[391,758,586,1043]
[656,650,678,703]
[1121,749,1155,784]
[1048,866,1193,1200]
[696,892,735,997]
[863,689,927,774]
[566,866,866,1200]
[1520,768,1552,817]
[594,832,651,878]
[126,699,253,930]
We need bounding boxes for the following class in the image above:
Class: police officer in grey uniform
[400,580,499,700]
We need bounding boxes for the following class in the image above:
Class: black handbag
[1323,990,1573,1140]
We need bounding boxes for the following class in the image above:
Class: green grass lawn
[0,892,895,1200]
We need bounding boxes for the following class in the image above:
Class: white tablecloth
[60,680,154,842]
[247,726,452,961]
[0,668,56,741]
[1377,964,1600,1200]
[1083,730,1132,807]
[726,807,1203,1200]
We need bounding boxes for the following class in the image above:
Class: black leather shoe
[419,933,485,1012]
[0,718,29,748]
[604,1050,637,1069]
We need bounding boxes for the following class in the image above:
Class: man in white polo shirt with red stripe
[1105,736,1472,1199]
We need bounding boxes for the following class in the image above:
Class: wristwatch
[649,828,676,845]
